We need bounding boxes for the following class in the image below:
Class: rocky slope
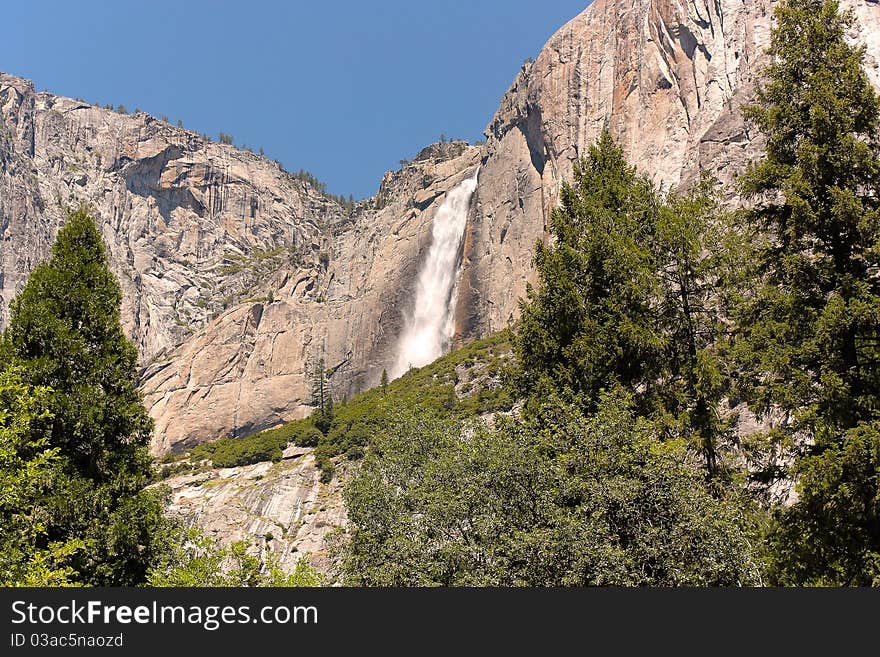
[2,0,879,456]
[0,75,345,363]
[0,70,481,452]
[142,142,481,453]
[156,446,346,574]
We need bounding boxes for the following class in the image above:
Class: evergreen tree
[310,356,334,434]
[734,0,880,584]
[310,358,326,414]
[654,177,744,478]
[2,207,153,479]
[516,131,662,411]
[0,207,170,585]
[735,0,880,437]
[516,133,741,477]
[380,368,389,394]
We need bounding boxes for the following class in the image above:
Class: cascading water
[392,167,479,377]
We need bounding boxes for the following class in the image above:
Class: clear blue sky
[2,1,589,199]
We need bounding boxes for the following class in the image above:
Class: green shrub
[290,422,323,447]
[190,425,293,469]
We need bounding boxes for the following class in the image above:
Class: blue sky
[3,1,589,199]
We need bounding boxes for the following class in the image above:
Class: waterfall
[392,167,479,377]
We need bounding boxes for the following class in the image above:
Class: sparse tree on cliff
[310,356,334,434]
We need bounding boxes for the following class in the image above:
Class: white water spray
[393,167,479,377]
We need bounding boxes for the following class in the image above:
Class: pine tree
[310,356,334,434]
[380,368,389,394]
[310,357,327,414]
[2,207,153,479]
[654,177,742,478]
[735,0,880,435]
[516,131,662,410]
[0,207,170,585]
[734,0,880,584]
[517,133,743,478]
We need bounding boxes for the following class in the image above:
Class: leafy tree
[0,368,85,585]
[340,394,763,586]
[0,207,169,585]
[147,526,323,587]
[732,0,880,583]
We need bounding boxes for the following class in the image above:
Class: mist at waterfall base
[392,168,479,378]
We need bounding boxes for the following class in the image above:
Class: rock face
[0,74,343,363]
[142,143,481,453]
[2,0,879,455]
[156,449,347,574]
[0,70,482,453]
[456,0,880,340]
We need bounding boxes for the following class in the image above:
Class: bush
[209,434,285,468]
[291,422,323,447]
[191,426,289,469]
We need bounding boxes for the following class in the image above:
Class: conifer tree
[516,131,662,410]
[654,178,742,478]
[0,207,169,585]
[735,0,880,435]
[310,356,334,434]
[2,207,153,479]
[734,0,880,584]
[310,357,327,414]
[516,133,739,477]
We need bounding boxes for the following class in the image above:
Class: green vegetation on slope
[341,392,763,586]
[161,329,515,481]
[147,528,323,587]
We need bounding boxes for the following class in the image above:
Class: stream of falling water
[392,167,479,377]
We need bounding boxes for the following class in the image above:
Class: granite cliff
[456,0,880,339]
[2,0,879,457]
